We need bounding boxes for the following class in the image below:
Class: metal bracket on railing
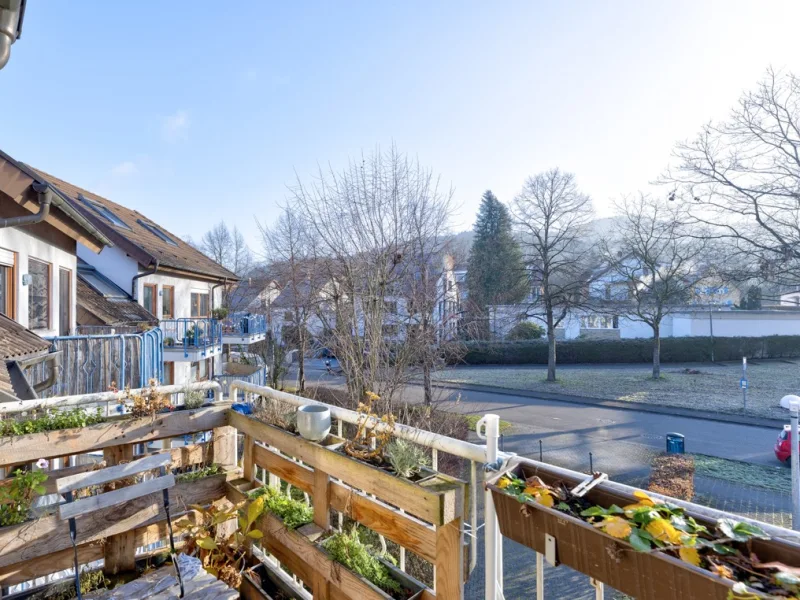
[484,457,505,473]
[570,472,608,498]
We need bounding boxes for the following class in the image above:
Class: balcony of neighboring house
[161,318,223,362]
[221,312,268,346]
[579,314,620,339]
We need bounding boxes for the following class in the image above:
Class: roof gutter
[132,259,159,300]
[0,181,50,228]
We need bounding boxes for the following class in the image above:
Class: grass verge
[693,454,790,494]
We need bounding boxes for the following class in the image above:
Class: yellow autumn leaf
[679,547,701,567]
[497,477,512,489]
[646,518,682,544]
[633,491,655,506]
[623,502,650,513]
[710,563,733,580]
[535,492,555,508]
[600,516,632,539]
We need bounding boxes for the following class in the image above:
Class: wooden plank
[104,529,136,574]
[253,444,313,494]
[59,474,176,520]
[0,473,227,569]
[435,518,463,599]
[211,425,236,467]
[0,404,229,467]
[313,467,331,530]
[57,452,172,493]
[229,410,462,525]
[243,434,255,481]
[329,483,437,563]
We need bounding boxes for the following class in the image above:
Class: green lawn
[432,361,799,419]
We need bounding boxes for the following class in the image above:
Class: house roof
[29,167,238,283]
[0,149,112,251]
[229,279,270,312]
[77,275,158,326]
[0,314,51,396]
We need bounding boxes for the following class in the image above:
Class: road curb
[431,382,785,430]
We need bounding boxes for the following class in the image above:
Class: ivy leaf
[670,515,690,532]
[247,529,264,539]
[710,543,737,556]
[679,546,701,567]
[607,504,625,514]
[717,518,770,542]
[600,516,632,539]
[580,506,607,518]
[627,528,652,552]
[555,502,571,512]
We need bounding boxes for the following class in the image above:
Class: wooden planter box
[0,404,229,468]
[488,458,800,600]
[230,410,466,526]
[241,560,306,600]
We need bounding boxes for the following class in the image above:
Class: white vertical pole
[536,552,544,599]
[792,404,800,531]
[478,414,502,600]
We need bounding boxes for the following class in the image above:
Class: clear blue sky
[3,1,800,253]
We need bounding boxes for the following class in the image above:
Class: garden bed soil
[488,457,800,600]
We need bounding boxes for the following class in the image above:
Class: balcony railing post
[477,414,503,600]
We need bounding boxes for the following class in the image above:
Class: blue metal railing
[160,318,222,357]
[221,313,267,337]
[214,366,267,401]
[26,328,163,397]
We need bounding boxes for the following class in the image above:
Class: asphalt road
[300,360,784,468]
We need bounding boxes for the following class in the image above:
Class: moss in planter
[175,463,224,483]
[322,527,402,596]
[249,485,314,529]
[0,407,105,437]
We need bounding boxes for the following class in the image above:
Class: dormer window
[79,194,131,229]
[137,219,178,247]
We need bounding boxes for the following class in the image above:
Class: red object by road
[775,425,794,463]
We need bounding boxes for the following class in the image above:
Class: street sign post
[741,357,748,411]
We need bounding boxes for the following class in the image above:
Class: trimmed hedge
[451,335,800,365]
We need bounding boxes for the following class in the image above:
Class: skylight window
[137,219,178,247]
[79,271,128,298]
[78,194,130,229]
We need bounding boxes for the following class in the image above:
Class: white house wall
[0,226,77,336]
[77,244,138,295]
[135,272,223,319]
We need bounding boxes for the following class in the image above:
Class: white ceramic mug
[297,404,332,442]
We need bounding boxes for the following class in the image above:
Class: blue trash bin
[666,432,685,454]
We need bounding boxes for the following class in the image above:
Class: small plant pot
[296,405,331,442]
[241,561,305,599]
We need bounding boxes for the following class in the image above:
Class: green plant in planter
[323,527,402,595]
[0,407,106,437]
[164,337,175,347]
[212,307,228,320]
[0,469,48,526]
[183,388,207,409]
[248,486,313,529]
[176,464,223,483]
[385,439,430,479]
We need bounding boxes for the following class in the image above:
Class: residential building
[28,168,239,388]
[0,148,111,398]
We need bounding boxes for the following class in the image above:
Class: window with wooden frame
[190,292,209,318]
[163,362,175,385]
[0,248,16,319]
[162,285,175,319]
[28,258,50,330]
[142,283,157,316]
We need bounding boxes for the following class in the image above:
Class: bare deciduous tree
[290,146,454,411]
[601,194,715,379]
[259,207,320,393]
[510,168,594,382]
[198,221,254,309]
[663,68,800,286]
